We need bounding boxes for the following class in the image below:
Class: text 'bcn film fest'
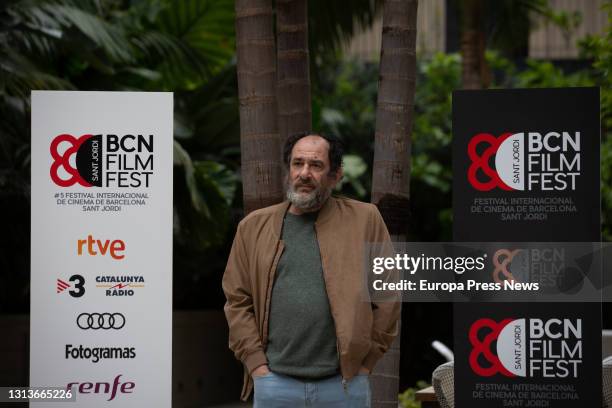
[18,87,604,408]
[30,91,173,407]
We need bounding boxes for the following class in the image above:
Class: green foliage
[402,51,592,239]
[314,58,378,199]
[0,0,386,311]
[145,0,235,89]
[336,154,367,198]
[580,1,612,133]
[315,17,612,240]
[0,0,241,312]
[0,0,235,95]
[398,380,430,408]
[516,60,593,88]
[411,53,460,240]
[174,140,238,250]
[484,0,549,57]
[412,52,460,173]
[580,1,612,239]
[315,57,378,156]
[545,8,583,46]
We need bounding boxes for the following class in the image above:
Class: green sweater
[265,211,339,378]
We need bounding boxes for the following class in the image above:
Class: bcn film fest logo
[467,131,581,192]
[469,318,583,379]
[50,133,154,188]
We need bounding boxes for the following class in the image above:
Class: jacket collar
[271,196,338,238]
[315,195,336,225]
[272,201,291,238]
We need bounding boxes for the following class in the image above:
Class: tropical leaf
[174,139,209,217]
[337,154,367,197]
[173,141,238,249]
[0,49,73,97]
[132,30,207,78]
[194,160,238,206]
[175,63,240,154]
[144,0,235,88]
[6,1,135,63]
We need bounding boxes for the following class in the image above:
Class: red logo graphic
[77,235,126,260]
[57,279,71,293]
[469,318,515,377]
[67,374,135,401]
[50,134,93,187]
[492,249,521,284]
[467,133,513,191]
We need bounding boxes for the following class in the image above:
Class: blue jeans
[253,371,371,408]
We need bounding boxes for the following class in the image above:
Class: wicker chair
[603,355,612,407]
[432,361,454,408]
[433,357,612,408]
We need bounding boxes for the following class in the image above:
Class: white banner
[30,91,173,407]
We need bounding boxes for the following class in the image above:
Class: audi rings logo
[77,313,125,330]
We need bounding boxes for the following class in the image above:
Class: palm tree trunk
[276,0,312,144]
[371,0,418,407]
[236,0,284,214]
[460,0,489,89]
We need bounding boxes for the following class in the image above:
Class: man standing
[222,132,400,407]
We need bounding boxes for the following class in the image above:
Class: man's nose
[298,164,311,178]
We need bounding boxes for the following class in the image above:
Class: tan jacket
[222,196,400,400]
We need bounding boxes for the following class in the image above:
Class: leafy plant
[398,380,430,408]
[0,0,388,311]
[0,0,240,311]
[337,154,367,198]
[314,22,612,240]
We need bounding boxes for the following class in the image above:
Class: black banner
[452,88,601,408]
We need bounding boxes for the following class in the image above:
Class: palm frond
[0,49,73,98]
[43,4,134,62]
[142,0,235,87]
[6,1,134,63]
[174,139,210,217]
[133,30,209,81]
[175,64,239,153]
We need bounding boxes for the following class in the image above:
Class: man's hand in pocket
[252,364,270,378]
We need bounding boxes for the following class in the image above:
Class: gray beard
[286,181,332,212]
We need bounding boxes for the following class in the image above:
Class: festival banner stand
[452,88,601,407]
[30,91,173,407]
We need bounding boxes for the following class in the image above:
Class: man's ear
[332,167,343,186]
